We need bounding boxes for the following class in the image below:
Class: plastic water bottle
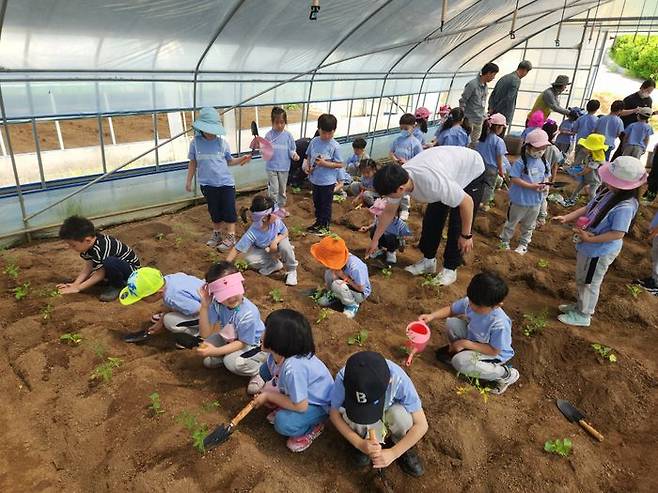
[573,216,590,244]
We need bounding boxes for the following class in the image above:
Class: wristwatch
[460,233,473,240]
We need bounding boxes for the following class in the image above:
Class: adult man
[610,79,656,162]
[367,147,485,287]
[488,60,533,134]
[459,62,499,143]
[528,75,571,119]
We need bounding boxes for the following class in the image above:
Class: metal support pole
[582,27,602,105]
[31,119,46,188]
[237,108,242,153]
[346,99,354,137]
[152,113,159,171]
[49,92,65,150]
[97,115,107,174]
[385,96,395,131]
[565,21,588,110]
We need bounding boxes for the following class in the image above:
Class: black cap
[343,351,391,425]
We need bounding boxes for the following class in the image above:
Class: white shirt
[403,146,485,207]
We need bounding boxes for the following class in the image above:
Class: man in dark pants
[645,143,658,201]
[368,147,485,287]
[611,79,655,163]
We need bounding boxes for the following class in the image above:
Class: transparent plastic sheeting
[0,0,637,119]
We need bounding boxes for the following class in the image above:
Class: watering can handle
[405,348,418,367]
[230,400,257,427]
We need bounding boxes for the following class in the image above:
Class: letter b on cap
[355,391,367,403]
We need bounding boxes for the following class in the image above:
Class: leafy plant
[291,186,302,194]
[90,341,107,358]
[91,357,123,383]
[40,286,61,298]
[381,266,392,278]
[289,225,305,238]
[397,345,411,357]
[333,194,346,203]
[148,392,165,415]
[626,284,642,299]
[59,332,83,345]
[234,259,249,272]
[154,233,165,241]
[176,411,209,453]
[12,282,30,300]
[310,288,332,305]
[200,400,221,413]
[592,343,617,363]
[610,34,658,81]
[315,308,331,324]
[420,274,440,288]
[537,259,549,269]
[3,262,19,280]
[269,288,283,303]
[347,329,368,347]
[522,310,548,337]
[544,438,573,457]
[456,371,493,403]
[41,303,54,321]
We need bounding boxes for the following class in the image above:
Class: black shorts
[200,185,237,223]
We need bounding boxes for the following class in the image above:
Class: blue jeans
[274,405,327,438]
[102,256,135,287]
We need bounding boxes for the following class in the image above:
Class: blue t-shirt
[345,152,366,176]
[188,135,234,187]
[507,156,550,206]
[207,296,265,346]
[380,216,412,237]
[360,175,374,191]
[270,354,334,410]
[264,129,296,172]
[330,253,371,298]
[651,211,658,230]
[235,218,287,252]
[413,127,426,146]
[451,297,514,362]
[390,133,423,162]
[556,120,576,145]
[624,121,654,150]
[163,273,204,316]
[520,127,539,142]
[330,360,422,414]
[594,115,624,149]
[436,126,469,147]
[306,137,343,186]
[573,114,598,141]
[476,133,507,170]
[338,167,353,185]
[576,193,638,257]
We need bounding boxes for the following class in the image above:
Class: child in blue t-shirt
[226,195,298,286]
[499,130,551,255]
[350,159,379,207]
[264,107,299,210]
[253,309,333,453]
[476,113,508,210]
[555,110,578,154]
[553,156,646,327]
[345,138,369,177]
[434,107,469,147]
[633,210,658,293]
[186,107,252,252]
[196,262,267,394]
[593,100,625,160]
[389,113,423,164]
[420,271,519,395]
[566,133,607,207]
[303,114,343,233]
[572,100,601,165]
[622,107,654,158]
[360,198,412,264]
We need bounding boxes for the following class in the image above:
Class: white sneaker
[435,268,457,286]
[259,260,284,276]
[247,375,265,395]
[491,368,520,395]
[285,270,298,286]
[385,251,397,264]
[399,210,410,221]
[206,230,222,247]
[558,303,577,313]
[404,257,436,276]
[514,244,528,256]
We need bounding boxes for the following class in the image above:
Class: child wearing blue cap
[186,107,252,252]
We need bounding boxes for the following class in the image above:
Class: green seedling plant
[315,308,331,324]
[234,259,249,272]
[420,274,441,295]
[59,332,83,345]
[537,258,550,269]
[41,303,54,321]
[90,341,107,358]
[592,343,617,363]
[148,392,165,415]
[522,310,548,337]
[269,288,283,303]
[457,371,493,403]
[544,438,573,457]
[176,411,209,453]
[397,345,411,357]
[12,282,30,300]
[291,186,302,194]
[381,266,392,278]
[200,400,221,413]
[3,262,19,280]
[154,233,165,241]
[347,330,368,347]
[289,225,305,238]
[310,288,333,305]
[626,284,642,299]
[40,286,61,298]
[333,194,346,203]
[91,357,123,383]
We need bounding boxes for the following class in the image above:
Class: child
[555,109,579,154]
[520,110,545,142]
[593,100,624,161]
[253,309,333,452]
[186,107,251,251]
[303,114,344,233]
[196,262,267,394]
[329,351,428,477]
[553,156,646,327]
[572,99,601,165]
[499,130,551,255]
[350,158,379,207]
[414,107,431,147]
[264,107,299,211]
[226,195,298,286]
[360,198,412,264]
[434,107,469,147]
[633,210,658,294]
[389,113,423,164]
[419,271,519,394]
[476,113,508,211]
[565,133,607,207]
[334,167,352,199]
[345,138,369,177]
[622,107,654,158]
[537,121,564,227]
[310,236,371,319]
[57,216,140,301]
[119,267,204,346]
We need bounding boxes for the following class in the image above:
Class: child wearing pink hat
[414,107,431,147]
[553,156,647,327]
[520,110,546,143]
[476,113,509,210]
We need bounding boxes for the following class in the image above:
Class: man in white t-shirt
[367,146,485,286]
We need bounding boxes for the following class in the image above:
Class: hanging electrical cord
[309,0,320,21]
[589,0,601,42]
[555,0,568,47]
[441,0,448,31]
[509,0,520,39]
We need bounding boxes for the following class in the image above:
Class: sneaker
[514,244,528,256]
[123,329,150,344]
[397,448,425,477]
[498,241,510,251]
[247,375,265,395]
[558,310,591,327]
[367,248,385,260]
[399,210,410,221]
[491,367,520,395]
[306,223,321,233]
[385,251,397,264]
[285,270,298,286]
[286,422,324,453]
[635,277,658,293]
[558,303,577,313]
[99,286,121,302]
[259,260,284,276]
[343,304,360,319]
[206,230,222,247]
[435,268,457,286]
[217,234,236,253]
[404,257,436,276]
[266,409,279,425]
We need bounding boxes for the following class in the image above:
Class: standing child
[593,100,624,160]
[226,195,298,286]
[345,138,369,177]
[303,114,343,233]
[360,198,412,264]
[253,309,333,452]
[434,107,469,147]
[419,271,519,394]
[476,113,508,211]
[186,107,251,251]
[554,157,646,327]
[57,216,140,301]
[310,236,371,319]
[565,133,607,207]
[389,113,423,164]
[571,99,601,165]
[537,120,564,227]
[196,262,267,394]
[349,158,380,207]
[414,107,431,147]
[329,351,428,477]
[264,107,299,212]
[633,210,658,294]
[555,109,579,154]
[499,130,551,255]
[622,107,654,158]
[520,110,546,142]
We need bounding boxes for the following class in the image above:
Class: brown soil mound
[1,182,657,492]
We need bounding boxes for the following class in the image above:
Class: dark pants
[610,133,625,162]
[418,174,485,270]
[312,184,334,227]
[370,229,401,252]
[102,257,136,287]
[604,148,613,162]
[647,145,658,194]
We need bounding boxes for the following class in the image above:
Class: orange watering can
[405,321,431,366]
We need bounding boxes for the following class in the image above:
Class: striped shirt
[80,233,140,272]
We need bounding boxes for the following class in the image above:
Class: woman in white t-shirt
[367,147,485,286]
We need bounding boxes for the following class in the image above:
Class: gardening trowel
[556,399,604,442]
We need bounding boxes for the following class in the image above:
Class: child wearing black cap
[328,351,428,477]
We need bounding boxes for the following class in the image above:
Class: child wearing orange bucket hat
[419,272,519,395]
[310,236,371,319]
[565,133,608,207]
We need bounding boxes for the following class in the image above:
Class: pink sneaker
[266,409,279,425]
[286,422,324,453]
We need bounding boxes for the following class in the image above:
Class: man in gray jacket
[459,62,499,144]
[487,60,533,135]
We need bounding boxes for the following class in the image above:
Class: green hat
[119,267,165,306]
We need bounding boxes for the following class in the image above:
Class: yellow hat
[578,133,608,162]
[310,236,349,270]
[119,267,165,305]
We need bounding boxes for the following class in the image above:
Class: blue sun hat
[192,107,226,136]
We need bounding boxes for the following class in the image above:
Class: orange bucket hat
[310,236,349,270]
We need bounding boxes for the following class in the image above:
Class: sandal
[151,313,164,323]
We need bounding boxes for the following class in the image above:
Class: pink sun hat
[415,107,431,120]
[488,113,507,126]
[525,129,550,148]
[439,104,451,116]
[207,272,245,303]
[598,156,647,190]
[249,136,274,161]
[527,110,545,128]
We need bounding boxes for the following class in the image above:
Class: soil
[1,176,657,493]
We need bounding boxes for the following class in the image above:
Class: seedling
[269,288,283,303]
[381,266,392,278]
[41,303,54,321]
[12,282,30,300]
[91,357,123,383]
[457,371,493,403]
[333,194,346,203]
[40,287,61,298]
[154,233,165,241]
[176,411,209,453]
[315,308,331,324]
[397,345,411,357]
[626,284,642,299]
[3,262,19,280]
[289,225,305,238]
[90,341,107,358]
[200,400,221,413]
[234,259,249,272]
[291,186,302,194]
[59,332,83,345]
[522,310,548,337]
[347,329,368,347]
[592,343,617,363]
[420,274,441,295]
[148,392,165,415]
[544,438,572,457]
[537,258,549,269]
[310,287,333,305]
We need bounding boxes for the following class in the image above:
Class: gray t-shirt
[459,76,488,124]
[488,72,521,122]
